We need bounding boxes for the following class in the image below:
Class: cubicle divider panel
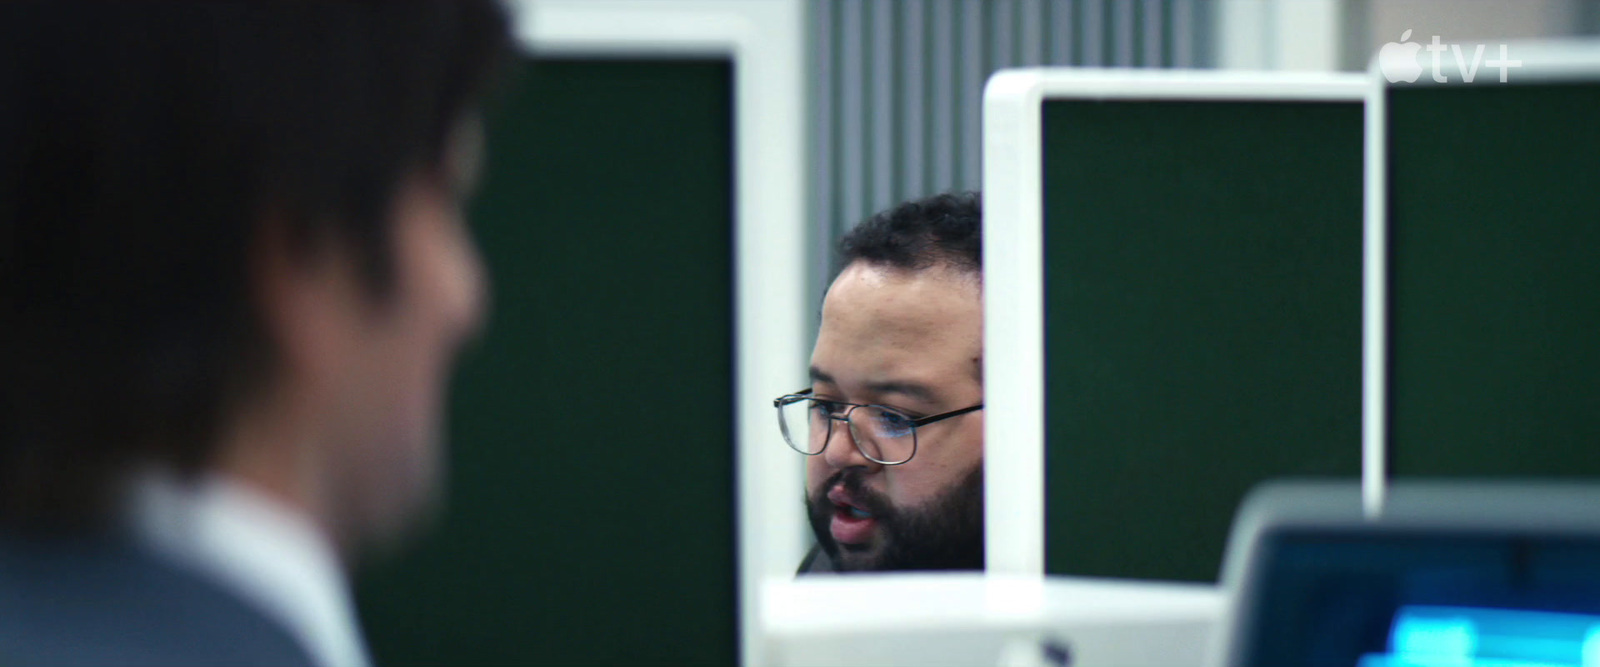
[1384,81,1600,482]
[355,58,738,666]
[1041,93,1365,582]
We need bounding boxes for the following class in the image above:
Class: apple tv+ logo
[1379,29,1523,84]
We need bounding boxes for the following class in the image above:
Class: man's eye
[874,410,915,435]
[809,400,839,415]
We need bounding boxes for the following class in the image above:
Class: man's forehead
[820,265,979,334]
[823,261,979,304]
[812,263,983,397]
[809,365,941,402]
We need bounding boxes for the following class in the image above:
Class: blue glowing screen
[1358,606,1600,667]
[1235,532,1600,667]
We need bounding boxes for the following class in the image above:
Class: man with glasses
[777,192,985,573]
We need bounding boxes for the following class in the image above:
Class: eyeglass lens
[778,398,915,464]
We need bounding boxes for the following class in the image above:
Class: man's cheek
[805,459,832,490]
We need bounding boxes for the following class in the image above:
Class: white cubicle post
[516,2,807,664]
[982,68,1369,577]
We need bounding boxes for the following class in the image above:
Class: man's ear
[249,217,365,399]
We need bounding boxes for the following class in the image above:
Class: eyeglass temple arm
[910,403,984,427]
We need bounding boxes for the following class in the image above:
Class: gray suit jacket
[0,533,315,667]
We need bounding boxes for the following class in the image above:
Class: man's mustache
[814,469,896,521]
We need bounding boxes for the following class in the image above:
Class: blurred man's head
[802,192,984,571]
[0,1,510,556]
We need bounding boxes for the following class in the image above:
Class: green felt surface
[1041,98,1364,582]
[355,59,737,665]
[1386,84,1600,481]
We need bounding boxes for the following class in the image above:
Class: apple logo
[1379,29,1424,83]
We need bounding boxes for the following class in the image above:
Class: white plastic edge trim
[983,70,1049,577]
[1363,59,1388,520]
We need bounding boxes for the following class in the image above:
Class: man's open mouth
[827,486,879,545]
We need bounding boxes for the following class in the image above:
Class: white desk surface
[762,573,1223,667]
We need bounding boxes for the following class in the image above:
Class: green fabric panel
[1387,84,1600,480]
[354,59,736,665]
[1041,99,1364,582]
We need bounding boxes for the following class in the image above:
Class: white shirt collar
[128,469,372,667]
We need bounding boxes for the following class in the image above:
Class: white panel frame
[982,68,1368,576]
[515,2,807,665]
[1362,38,1600,518]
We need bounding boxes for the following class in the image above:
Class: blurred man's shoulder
[0,534,315,667]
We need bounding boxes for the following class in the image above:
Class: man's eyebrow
[808,366,834,385]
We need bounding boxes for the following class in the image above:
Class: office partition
[356,2,806,665]
[1365,41,1600,514]
[985,70,1367,582]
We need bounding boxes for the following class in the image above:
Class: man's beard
[805,464,984,572]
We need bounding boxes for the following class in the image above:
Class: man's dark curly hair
[837,191,981,277]
[0,0,512,530]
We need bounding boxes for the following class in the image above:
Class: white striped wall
[809,0,1211,291]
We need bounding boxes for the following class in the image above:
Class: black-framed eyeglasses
[772,388,983,465]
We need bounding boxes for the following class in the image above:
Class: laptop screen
[1237,530,1600,667]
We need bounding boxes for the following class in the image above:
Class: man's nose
[821,418,883,472]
